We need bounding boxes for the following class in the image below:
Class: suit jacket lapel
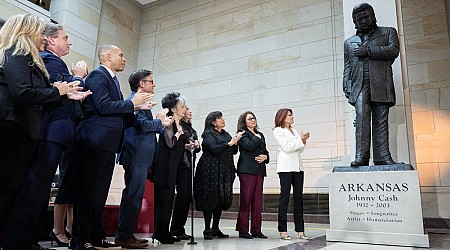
[98,66,122,99]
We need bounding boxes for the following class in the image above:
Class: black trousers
[277,171,304,233]
[154,185,175,237]
[72,146,115,245]
[355,81,392,163]
[0,121,29,235]
[170,167,192,235]
[5,140,64,250]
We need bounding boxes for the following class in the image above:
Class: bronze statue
[343,3,400,166]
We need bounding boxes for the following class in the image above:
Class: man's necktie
[112,75,121,92]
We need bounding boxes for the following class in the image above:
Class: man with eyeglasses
[114,69,172,249]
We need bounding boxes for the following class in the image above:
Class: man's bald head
[98,44,126,73]
[98,44,118,62]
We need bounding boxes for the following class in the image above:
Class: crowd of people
[0,14,311,250]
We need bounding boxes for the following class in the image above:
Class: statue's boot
[350,159,369,167]
[374,155,396,165]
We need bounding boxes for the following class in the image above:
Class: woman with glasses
[235,111,269,239]
[273,108,310,241]
[194,111,243,240]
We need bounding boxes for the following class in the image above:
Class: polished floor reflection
[39,218,449,249]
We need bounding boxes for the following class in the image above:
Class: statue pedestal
[326,164,429,247]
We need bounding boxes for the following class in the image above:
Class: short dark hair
[202,111,223,137]
[161,92,186,116]
[44,23,64,37]
[352,2,377,28]
[274,108,293,128]
[236,111,259,133]
[128,69,152,91]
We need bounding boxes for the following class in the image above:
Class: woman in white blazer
[272,108,310,240]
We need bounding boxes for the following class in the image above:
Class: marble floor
[39,219,449,250]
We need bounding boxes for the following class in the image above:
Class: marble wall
[49,0,101,73]
[139,0,346,195]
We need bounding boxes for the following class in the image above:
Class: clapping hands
[155,108,173,127]
[131,91,153,107]
[54,81,82,96]
[71,60,88,79]
[300,131,310,144]
[135,101,157,110]
[67,89,92,101]
[229,130,245,146]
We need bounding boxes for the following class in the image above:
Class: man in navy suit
[72,45,152,250]
[115,69,170,249]
[41,24,89,247]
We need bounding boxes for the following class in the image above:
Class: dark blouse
[194,129,238,211]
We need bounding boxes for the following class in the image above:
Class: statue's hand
[353,45,368,57]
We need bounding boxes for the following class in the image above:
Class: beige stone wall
[138,0,346,194]
[49,0,101,77]
[401,0,450,218]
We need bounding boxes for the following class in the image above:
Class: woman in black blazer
[0,14,77,249]
[235,111,269,239]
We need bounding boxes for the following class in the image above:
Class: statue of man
[343,3,400,166]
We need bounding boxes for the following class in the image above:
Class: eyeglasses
[141,79,153,83]
[247,117,256,121]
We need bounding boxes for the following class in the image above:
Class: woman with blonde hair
[272,108,310,241]
[0,14,83,249]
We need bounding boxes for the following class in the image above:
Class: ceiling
[134,0,158,6]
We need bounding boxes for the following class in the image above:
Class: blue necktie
[112,75,121,92]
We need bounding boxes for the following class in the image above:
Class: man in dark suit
[72,45,152,250]
[343,3,400,166]
[40,24,89,247]
[114,69,170,249]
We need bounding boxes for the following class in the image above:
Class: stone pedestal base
[326,165,429,248]
[326,229,429,247]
